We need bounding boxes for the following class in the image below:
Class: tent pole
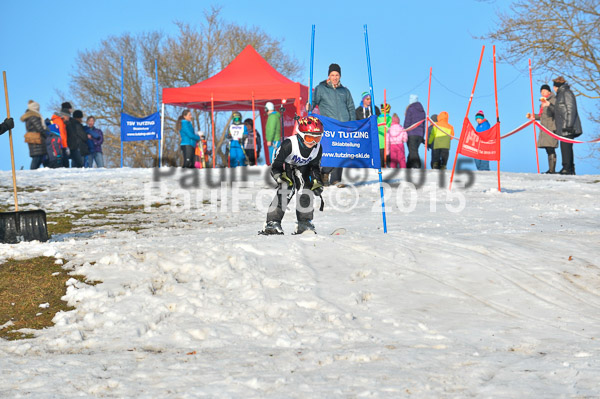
[211,94,216,168]
[252,92,257,165]
[160,102,165,167]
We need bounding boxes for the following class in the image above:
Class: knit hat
[27,100,46,129]
[265,102,274,111]
[475,110,484,119]
[381,103,391,114]
[391,113,400,125]
[73,110,84,119]
[328,63,341,76]
[60,101,72,116]
[361,92,370,100]
[27,100,40,113]
[553,76,566,87]
[540,84,551,92]
[409,94,418,104]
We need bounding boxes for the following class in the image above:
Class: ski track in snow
[0,167,599,397]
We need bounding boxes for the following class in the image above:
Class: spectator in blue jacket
[177,109,199,168]
[474,110,491,171]
[84,116,104,168]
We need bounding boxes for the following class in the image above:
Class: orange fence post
[424,67,432,169]
[449,46,485,190]
[528,59,540,174]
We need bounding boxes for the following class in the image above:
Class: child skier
[260,116,325,235]
[428,111,455,169]
[386,114,408,168]
[227,111,247,167]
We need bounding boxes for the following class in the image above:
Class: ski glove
[311,179,324,196]
[0,117,14,135]
[273,172,293,187]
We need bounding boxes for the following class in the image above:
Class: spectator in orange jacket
[51,110,70,167]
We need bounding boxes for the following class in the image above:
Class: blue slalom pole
[364,24,388,234]
[120,56,124,168]
[308,24,315,110]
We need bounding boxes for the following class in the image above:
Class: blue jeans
[268,141,281,163]
[30,155,44,170]
[474,159,490,171]
[85,152,104,168]
[70,149,84,168]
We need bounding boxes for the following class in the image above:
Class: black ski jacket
[548,84,582,138]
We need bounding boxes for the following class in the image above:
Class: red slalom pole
[529,59,540,174]
[493,45,501,192]
[423,67,432,169]
[450,46,485,190]
[383,89,387,168]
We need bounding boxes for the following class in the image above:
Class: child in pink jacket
[386,114,408,168]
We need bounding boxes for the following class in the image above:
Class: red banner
[457,117,500,161]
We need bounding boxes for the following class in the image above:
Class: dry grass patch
[0,256,100,341]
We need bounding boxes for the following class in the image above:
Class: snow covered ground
[1,166,599,398]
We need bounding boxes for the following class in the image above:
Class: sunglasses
[303,134,322,143]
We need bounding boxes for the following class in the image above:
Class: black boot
[259,221,284,235]
[294,220,316,235]
[544,154,556,174]
[559,166,575,175]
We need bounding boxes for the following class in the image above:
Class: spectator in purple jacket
[403,94,426,168]
[84,116,104,168]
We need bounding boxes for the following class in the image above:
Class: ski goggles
[303,134,322,143]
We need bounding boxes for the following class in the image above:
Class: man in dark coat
[404,94,426,168]
[547,77,582,175]
[68,110,89,168]
[311,63,355,186]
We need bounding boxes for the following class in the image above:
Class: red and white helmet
[295,116,324,143]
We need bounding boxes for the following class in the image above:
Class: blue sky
[2,0,598,174]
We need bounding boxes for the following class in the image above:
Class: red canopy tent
[162,45,309,166]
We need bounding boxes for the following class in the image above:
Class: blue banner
[315,114,380,168]
[121,112,161,142]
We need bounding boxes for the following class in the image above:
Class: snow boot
[543,153,556,174]
[294,220,316,235]
[259,220,284,235]
[559,165,575,175]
